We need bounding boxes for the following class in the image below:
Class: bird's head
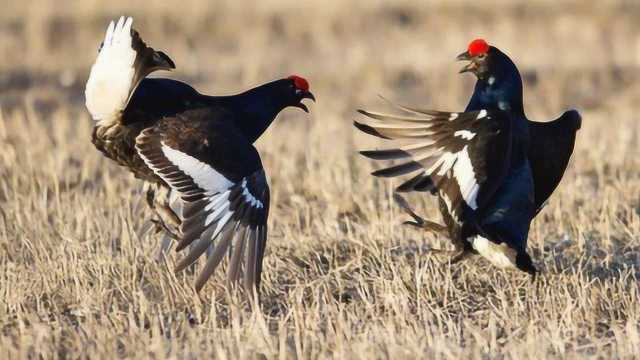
[456,39,494,80]
[457,39,520,81]
[282,75,315,113]
[457,39,524,113]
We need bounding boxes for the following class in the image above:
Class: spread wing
[355,102,512,221]
[527,109,581,214]
[135,111,269,293]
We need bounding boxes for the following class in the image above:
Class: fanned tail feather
[85,16,175,123]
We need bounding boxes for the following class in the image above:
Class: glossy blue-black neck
[211,79,296,143]
[465,47,525,117]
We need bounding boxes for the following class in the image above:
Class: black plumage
[527,110,581,213]
[85,17,314,293]
[355,39,580,276]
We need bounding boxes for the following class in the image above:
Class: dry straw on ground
[1,1,639,358]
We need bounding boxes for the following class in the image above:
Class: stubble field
[1,0,639,358]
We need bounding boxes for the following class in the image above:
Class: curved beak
[295,90,316,113]
[456,51,477,74]
[456,51,471,62]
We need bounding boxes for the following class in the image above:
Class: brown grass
[1,1,639,358]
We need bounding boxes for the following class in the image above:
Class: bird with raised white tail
[85,17,315,294]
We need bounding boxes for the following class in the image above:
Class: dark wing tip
[392,192,411,209]
[567,109,582,130]
[359,148,410,160]
[357,109,394,121]
[371,161,422,178]
[353,121,391,139]
[395,172,435,193]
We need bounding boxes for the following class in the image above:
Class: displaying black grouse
[85,17,314,292]
[355,39,580,276]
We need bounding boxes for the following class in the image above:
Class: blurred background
[1,1,639,358]
[2,0,640,116]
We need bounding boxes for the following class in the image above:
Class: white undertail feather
[471,236,517,269]
[85,16,136,123]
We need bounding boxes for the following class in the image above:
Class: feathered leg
[393,193,471,263]
[143,182,183,261]
[394,193,446,234]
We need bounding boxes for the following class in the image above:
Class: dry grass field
[1,0,639,358]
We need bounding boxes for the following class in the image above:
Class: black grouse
[354,39,580,276]
[85,17,315,293]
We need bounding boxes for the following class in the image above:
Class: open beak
[456,51,470,61]
[456,51,477,74]
[295,91,316,113]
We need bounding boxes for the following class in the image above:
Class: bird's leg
[154,205,181,238]
[393,193,468,263]
[144,184,182,262]
[144,183,182,240]
[404,219,448,234]
[426,248,471,264]
[150,217,180,240]
[148,212,180,262]
[393,193,447,235]
[449,250,472,264]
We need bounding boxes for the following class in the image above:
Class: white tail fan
[85,16,136,122]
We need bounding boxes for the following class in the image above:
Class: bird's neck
[465,67,525,118]
[208,83,287,143]
[467,67,531,161]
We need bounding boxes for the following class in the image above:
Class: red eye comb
[288,75,309,91]
[468,39,489,56]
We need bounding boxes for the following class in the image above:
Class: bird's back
[92,78,213,182]
[123,78,209,124]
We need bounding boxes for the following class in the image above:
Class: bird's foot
[151,218,180,240]
[394,193,446,234]
[428,249,470,264]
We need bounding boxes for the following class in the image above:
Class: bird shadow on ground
[533,231,640,282]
